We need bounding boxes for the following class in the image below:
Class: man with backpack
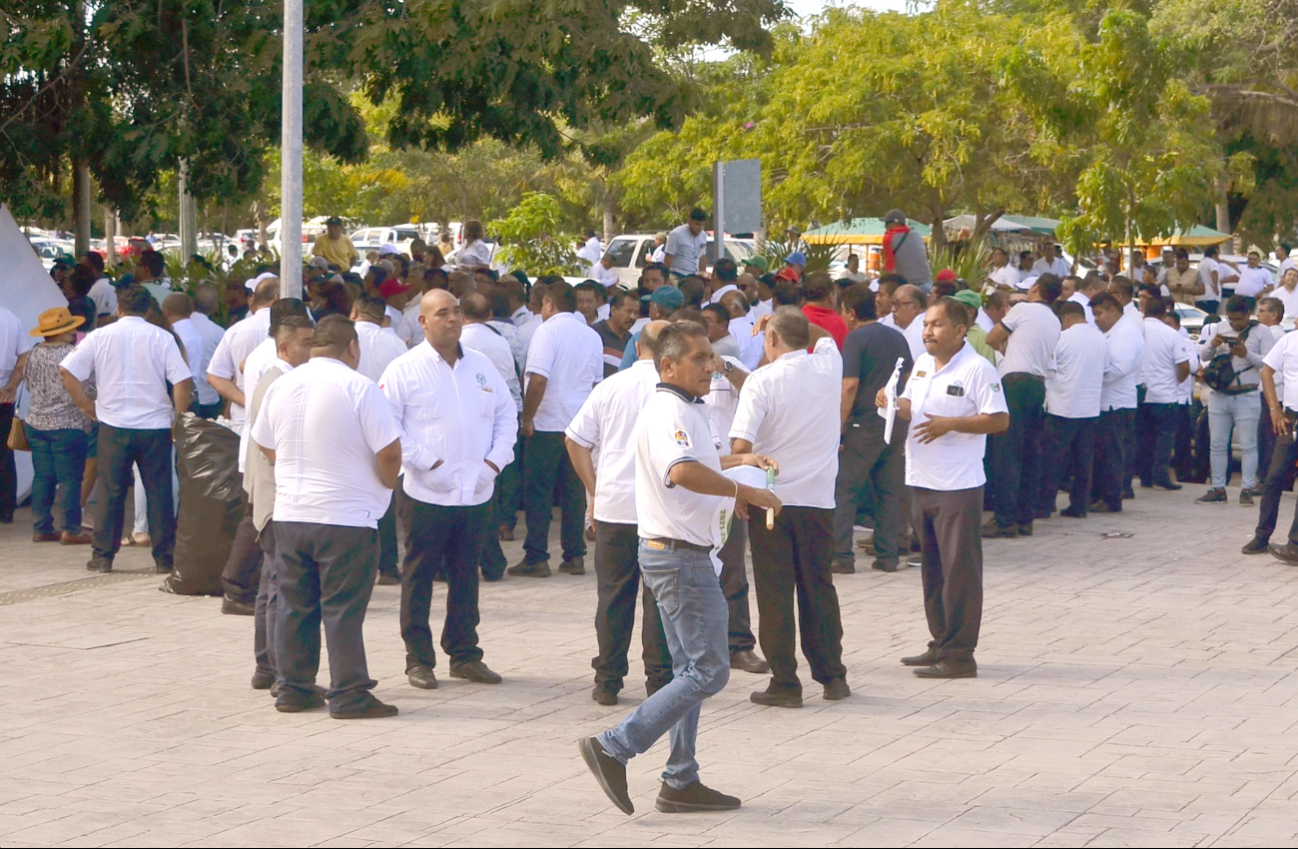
[1196,296,1276,506]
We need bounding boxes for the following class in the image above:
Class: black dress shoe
[507,560,551,578]
[1088,501,1119,514]
[579,736,634,815]
[251,670,275,690]
[823,678,851,700]
[1017,523,1034,536]
[275,691,326,712]
[1122,487,1135,500]
[451,660,503,684]
[331,697,399,720]
[592,687,618,706]
[1152,481,1182,491]
[981,518,1018,539]
[901,648,938,666]
[154,563,172,574]
[1033,509,1051,520]
[376,571,400,586]
[86,558,112,573]
[655,781,740,813]
[558,557,586,575]
[750,689,802,708]
[1242,536,1270,555]
[871,558,900,572]
[1270,542,1298,564]
[222,597,255,616]
[1059,506,1086,518]
[914,659,978,679]
[407,666,439,689]
[730,649,769,674]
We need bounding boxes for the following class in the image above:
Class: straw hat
[30,306,86,337]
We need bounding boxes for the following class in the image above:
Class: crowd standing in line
[7,207,1298,815]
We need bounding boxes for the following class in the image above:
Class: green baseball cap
[951,290,983,310]
[743,255,769,274]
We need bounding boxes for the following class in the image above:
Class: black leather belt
[643,538,712,553]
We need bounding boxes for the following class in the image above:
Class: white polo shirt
[1265,331,1298,410]
[1046,322,1106,419]
[1237,266,1273,299]
[1067,291,1096,325]
[1177,332,1198,404]
[61,316,191,430]
[901,341,1008,491]
[1272,286,1298,322]
[250,356,401,528]
[988,264,1019,291]
[703,357,744,455]
[395,299,423,348]
[171,317,217,406]
[1033,256,1071,278]
[355,319,408,384]
[1100,316,1144,411]
[1197,257,1222,300]
[236,338,280,474]
[524,311,604,432]
[565,359,660,525]
[729,336,842,509]
[0,307,34,388]
[635,384,731,550]
[190,312,227,376]
[88,278,117,318]
[1141,318,1191,404]
[997,302,1060,378]
[899,316,926,361]
[976,308,994,333]
[379,342,516,508]
[207,306,272,424]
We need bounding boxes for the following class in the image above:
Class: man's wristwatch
[723,360,734,374]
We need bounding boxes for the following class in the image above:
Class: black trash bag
[162,413,244,595]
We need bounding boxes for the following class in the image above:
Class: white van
[602,233,755,288]
[350,225,423,256]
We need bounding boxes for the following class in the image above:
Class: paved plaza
[2,487,1298,847]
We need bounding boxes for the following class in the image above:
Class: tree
[488,192,581,276]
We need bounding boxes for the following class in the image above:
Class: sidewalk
[0,486,1296,847]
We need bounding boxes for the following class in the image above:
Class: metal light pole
[279,0,304,298]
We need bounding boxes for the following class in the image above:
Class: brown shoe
[900,648,938,666]
[498,525,514,542]
[32,532,61,543]
[60,530,92,545]
[914,659,978,679]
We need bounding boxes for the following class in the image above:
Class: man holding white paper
[832,284,913,574]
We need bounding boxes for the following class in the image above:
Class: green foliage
[488,192,581,276]
[929,239,991,287]
[754,239,836,275]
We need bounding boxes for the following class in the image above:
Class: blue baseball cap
[785,251,807,266]
[643,285,685,310]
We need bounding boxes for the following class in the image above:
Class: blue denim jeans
[1208,389,1261,490]
[598,542,730,789]
[27,426,88,534]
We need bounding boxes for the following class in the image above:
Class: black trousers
[1127,387,1146,490]
[1172,403,1195,480]
[400,498,491,671]
[748,506,846,694]
[479,462,516,580]
[1138,402,1179,487]
[1039,415,1096,515]
[832,420,905,565]
[1258,410,1277,485]
[1093,408,1134,510]
[913,486,983,662]
[497,438,522,532]
[192,400,223,420]
[591,522,672,695]
[522,430,586,564]
[718,519,757,654]
[273,521,378,713]
[1256,414,1298,543]
[0,403,14,519]
[377,491,398,578]
[222,502,264,603]
[92,424,176,567]
[253,522,279,677]
[991,375,1046,527]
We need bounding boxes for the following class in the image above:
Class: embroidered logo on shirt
[475,373,486,385]
[991,383,1001,392]
[673,429,691,447]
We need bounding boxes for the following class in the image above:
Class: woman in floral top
[25,307,94,545]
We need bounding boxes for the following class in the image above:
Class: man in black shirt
[833,284,913,572]
[591,290,639,378]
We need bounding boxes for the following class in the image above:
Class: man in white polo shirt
[512,281,604,577]
[731,307,849,709]
[1138,298,1191,490]
[1235,251,1274,307]
[251,316,403,719]
[579,321,780,816]
[566,321,674,706]
[878,297,1008,679]
[161,293,220,418]
[1088,294,1145,513]
[208,275,280,426]
[1248,325,1298,558]
[983,273,1062,537]
[380,290,516,692]
[60,286,193,574]
[1038,301,1106,518]
[1033,243,1071,279]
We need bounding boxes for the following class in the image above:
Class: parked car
[350,225,423,257]
[601,233,755,288]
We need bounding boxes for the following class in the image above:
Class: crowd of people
[6,203,1298,815]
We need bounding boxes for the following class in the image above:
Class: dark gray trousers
[833,420,906,565]
[273,521,379,713]
[718,520,757,654]
[591,522,672,695]
[253,523,279,678]
[912,486,983,662]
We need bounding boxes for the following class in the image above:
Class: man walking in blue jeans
[579,321,781,815]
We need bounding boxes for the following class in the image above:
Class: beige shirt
[1165,266,1200,304]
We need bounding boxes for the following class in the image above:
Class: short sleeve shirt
[524,311,604,432]
[665,225,708,276]
[998,302,1061,378]
[0,307,34,387]
[841,323,912,423]
[60,316,191,430]
[1265,331,1298,410]
[901,342,1008,491]
[635,385,729,549]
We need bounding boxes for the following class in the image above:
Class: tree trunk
[72,159,91,256]
[928,204,948,252]
[601,190,616,247]
[178,160,198,259]
[970,209,1006,245]
[104,205,117,268]
[1215,170,1232,250]
[253,199,269,250]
